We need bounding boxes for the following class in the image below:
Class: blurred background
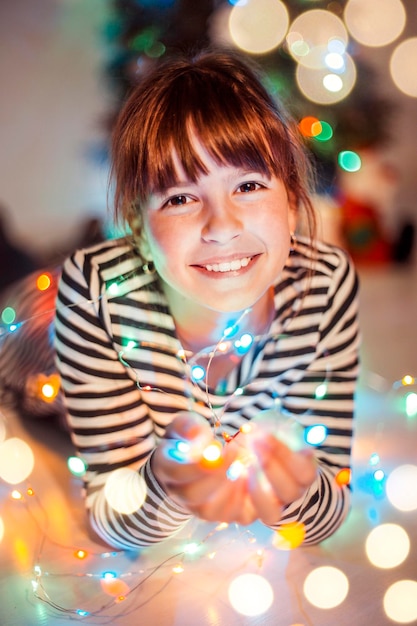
[0,0,416,267]
[0,5,416,623]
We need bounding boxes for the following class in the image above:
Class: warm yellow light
[229,0,289,55]
[228,573,274,616]
[0,437,35,484]
[365,524,410,569]
[384,580,417,623]
[104,468,147,514]
[36,273,52,291]
[273,521,306,550]
[386,464,417,511]
[303,566,349,609]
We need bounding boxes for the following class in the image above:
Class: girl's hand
[247,433,318,526]
[152,412,258,525]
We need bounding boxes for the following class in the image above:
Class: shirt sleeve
[54,249,192,550]
[270,248,360,544]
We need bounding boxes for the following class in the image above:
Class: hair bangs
[143,80,290,197]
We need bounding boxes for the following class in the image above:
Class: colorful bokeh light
[303,566,349,609]
[365,524,410,569]
[104,468,147,514]
[229,0,289,55]
[384,580,417,623]
[0,437,35,484]
[338,150,362,172]
[386,464,417,512]
[344,0,406,47]
[228,573,274,616]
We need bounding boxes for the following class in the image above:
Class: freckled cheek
[144,220,190,271]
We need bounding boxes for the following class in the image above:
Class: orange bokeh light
[36,273,52,291]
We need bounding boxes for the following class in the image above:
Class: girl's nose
[201,201,243,244]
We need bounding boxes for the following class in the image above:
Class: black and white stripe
[54,236,360,549]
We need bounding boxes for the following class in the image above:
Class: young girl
[54,49,360,550]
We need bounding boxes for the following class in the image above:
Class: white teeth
[204,257,251,272]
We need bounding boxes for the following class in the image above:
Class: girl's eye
[237,181,262,193]
[164,194,189,207]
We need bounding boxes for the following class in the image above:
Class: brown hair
[110,48,316,241]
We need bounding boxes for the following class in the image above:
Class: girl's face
[141,139,296,316]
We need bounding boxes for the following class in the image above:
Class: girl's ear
[130,214,152,262]
[288,191,298,234]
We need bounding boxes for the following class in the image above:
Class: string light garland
[1,271,417,621]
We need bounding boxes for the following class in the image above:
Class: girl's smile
[141,136,296,328]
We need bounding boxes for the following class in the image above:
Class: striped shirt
[54,235,360,550]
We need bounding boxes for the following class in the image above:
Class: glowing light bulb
[67,456,87,477]
[191,365,205,382]
[373,469,385,482]
[386,464,417,511]
[299,116,320,137]
[107,282,119,296]
[325,52,345,71]
[405,392,417,417]
[168,440,191,463]
[173,564,184,573]
[304,424,327,446]
[365,523,410,569]
[338,150,361,172]
[314,382,327,399]
[74,549,88,560]
[228,573,273,616]
[104,468,147,514]
[273,521,306,550]
[0,437,35,484]
[202,441,222,464]
[314,120,333,142]
[234,332,253,353]
[1,306,16,325]
[335,468,351,486]
[224,323,238,337]
[41,384,54,399]
[183,542,200,555]
[303,566,349,609]
[36,273,52,291]
[384,580,417,623]
[227,459,245,481]
[38,374,60,402]
[323,73,343,93]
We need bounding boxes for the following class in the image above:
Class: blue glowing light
[369,453,380,466]
[191,365,205,382]
[304,424,327,446]
[107,282,119,296]
[338,150,362,172]
[1,306,16,325]
[234,333,254,353]
[67,455,87,477]
[373,469,385,482]
[226,460,244,481]
[167,440,191,463]
[314,382,327,399]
